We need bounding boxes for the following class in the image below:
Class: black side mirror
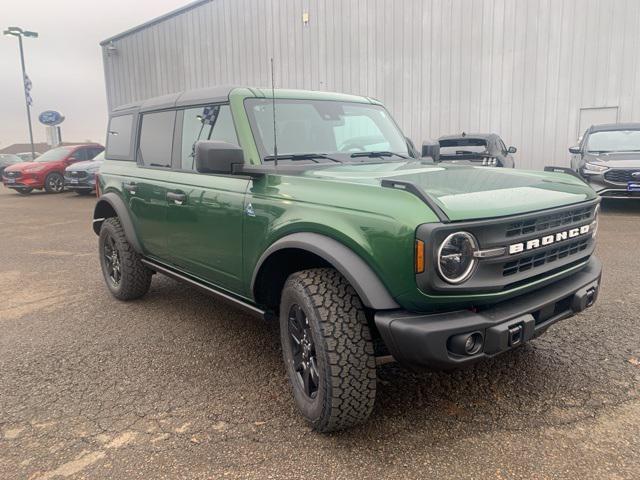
[507,146,517,154]
[421,140,440,162]
[195,140,244,174]
[569,146,582,154]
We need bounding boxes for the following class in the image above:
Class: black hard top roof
[588,122,640,132]
[438,133,499,142]
[112,85,238,113]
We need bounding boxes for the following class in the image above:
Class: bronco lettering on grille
[508,225,591,255]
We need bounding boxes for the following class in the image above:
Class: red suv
[2,144,104,194]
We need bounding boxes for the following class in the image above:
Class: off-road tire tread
[286,268,376,432]
[100,217,152,300]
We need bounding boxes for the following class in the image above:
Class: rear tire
[44,172,64,193]
[279,268,377,432]
[99,217,152,300]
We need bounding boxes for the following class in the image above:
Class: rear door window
[138,111,176,168]
[106,114,134,159]
[70,148,89,161]
[179,104,238,171]
[88,147,103,159]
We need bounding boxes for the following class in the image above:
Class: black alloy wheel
[102,232,122,287]
[98,217,152,300]
[279,268,377,432]
[287,304,320,399]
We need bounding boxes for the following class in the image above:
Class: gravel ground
[0,188,639,479]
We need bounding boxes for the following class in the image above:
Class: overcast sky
[0,0,190,148]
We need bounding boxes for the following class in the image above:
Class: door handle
[123,182,136,194]
[167,191,187,205]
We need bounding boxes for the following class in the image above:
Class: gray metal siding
[102,0,640,169]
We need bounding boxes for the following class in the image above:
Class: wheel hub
[103,235,122,286]
[287,304,319,399]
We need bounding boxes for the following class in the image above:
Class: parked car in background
[2,144,104,195]
[65,151,104,195]
[0,154,23,177]
[16,152,41,161]
[437,133,516,168]
[570,122,640,199]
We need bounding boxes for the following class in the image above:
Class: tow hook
[508,324,523,347]
[571,283,599,312]
[585,286,597,308]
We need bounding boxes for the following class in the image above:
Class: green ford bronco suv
[94,86,601,432]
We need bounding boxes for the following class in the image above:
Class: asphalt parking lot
[0,188,639,479]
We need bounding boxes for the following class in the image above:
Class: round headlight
[437,232,478,284]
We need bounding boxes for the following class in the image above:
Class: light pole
[4,26,38,159]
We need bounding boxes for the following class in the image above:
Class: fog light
[448,331,484,356]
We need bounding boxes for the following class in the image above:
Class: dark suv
[94,86,601,432]
[570,122,640,198]
[437,133,516,168]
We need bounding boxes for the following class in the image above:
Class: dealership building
[101,0,640,170]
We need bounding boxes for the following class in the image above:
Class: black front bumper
[375,257,602,368]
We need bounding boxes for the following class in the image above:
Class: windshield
[439,138,488,157]
[245,98,409,161]
[34,146,74,162]
[587,130,640,153]
[0,154,21,163]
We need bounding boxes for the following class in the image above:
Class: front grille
[67,171,88,179]
[3,171,21,179]
[604,169,640,183]
[503,238,590,276]
[415,200,598,294]
[505,205,592,238]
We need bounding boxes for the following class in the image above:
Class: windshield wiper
[350,151,409,160]
[263,153,341,163]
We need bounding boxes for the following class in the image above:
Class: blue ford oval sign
[38,110,64,126]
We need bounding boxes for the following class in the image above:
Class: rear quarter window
[106,114,134,160]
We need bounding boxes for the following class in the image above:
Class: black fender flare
[251,232,400,310]
[92,192,143,253]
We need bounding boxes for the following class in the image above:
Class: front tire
[44,172,64,193]
[99,217,152,300]
[279,268,377,432]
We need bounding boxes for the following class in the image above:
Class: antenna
[271,57,278,167]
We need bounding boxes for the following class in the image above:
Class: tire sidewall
[280,281,330,426]
[99,221,124,297]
